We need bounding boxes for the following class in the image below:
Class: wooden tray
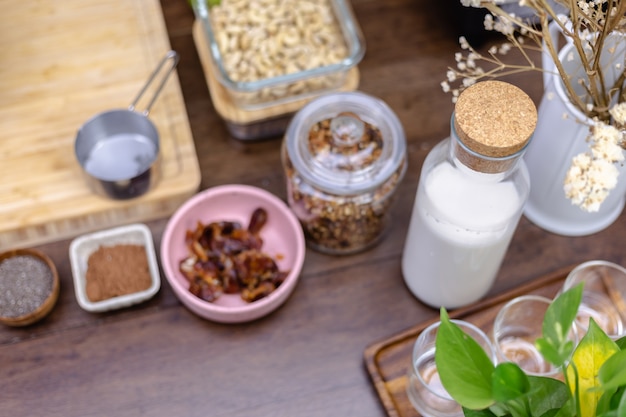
[0,0,201,250]
[363,265,575,417]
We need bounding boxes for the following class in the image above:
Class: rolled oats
[208,0,349,105]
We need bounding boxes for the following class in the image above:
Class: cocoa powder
[85,244,151,302]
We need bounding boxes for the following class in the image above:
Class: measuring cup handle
[128,50,180,116]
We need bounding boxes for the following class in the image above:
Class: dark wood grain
[2,1,625,416]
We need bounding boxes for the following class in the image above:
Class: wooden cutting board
[0,0,201,250]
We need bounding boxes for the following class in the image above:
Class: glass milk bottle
[402,81,537,309]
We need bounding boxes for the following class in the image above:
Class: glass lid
[285,92,406,195]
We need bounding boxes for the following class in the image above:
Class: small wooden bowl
[0,248,60,327]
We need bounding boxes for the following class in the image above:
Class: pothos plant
[435,283,626,417]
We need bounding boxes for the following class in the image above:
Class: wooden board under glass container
[0,0,201,250]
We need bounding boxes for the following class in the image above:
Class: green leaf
[464,407,499,417]
[615,336,626,351]
[535,338,567,367]
[599,389,626,417]
[551,397,577,417]
[598,349,626,391]
[492,362,530,402]
[536,284,582,367]
[435,308,496,410]
[617,388,626,417]
[567,319,621,417]
[487,403,511,417]
[596,387,618,416]
[526,376,572,417]
[612,387,626,412]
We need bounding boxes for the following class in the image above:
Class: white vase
[523,22,626,236]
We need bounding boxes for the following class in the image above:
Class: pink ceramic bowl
[160,184,305,323]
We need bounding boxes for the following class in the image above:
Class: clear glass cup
[406,319,497,417]
[493,295,577,377]
[562,260,626,340]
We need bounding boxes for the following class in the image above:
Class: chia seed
[0,255,54,318]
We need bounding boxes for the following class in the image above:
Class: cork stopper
[453,81,537,171]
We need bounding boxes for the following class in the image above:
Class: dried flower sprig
[444,0,626,212]
[565,104,626,211]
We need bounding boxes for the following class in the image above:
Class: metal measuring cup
[74,50,179,200]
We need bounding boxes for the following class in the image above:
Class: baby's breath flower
[610,102,626,125]
[460,0,483,7]
[589,122,625,161]
[462,77,477,87]
[590,122,620,145]
[564,153,619,212]
[499,43,512,54]
[484,14,494,31]
[564,120,625,211]
[459,36,470,50]
[493,15,515,35]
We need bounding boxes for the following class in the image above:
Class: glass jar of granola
[281,91,407,255]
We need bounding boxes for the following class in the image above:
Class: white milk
[402,158,524,309]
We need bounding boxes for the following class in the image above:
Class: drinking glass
[406,319,496,417]
[493,295,577,377]
[562,260,626,340]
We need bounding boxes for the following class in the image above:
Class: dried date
[179,207,288,303]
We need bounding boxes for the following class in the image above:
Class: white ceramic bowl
[69,223,161,312]
[160,184,305,323]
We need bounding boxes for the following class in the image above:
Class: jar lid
[284,92,406,195]
[454,81,537,158]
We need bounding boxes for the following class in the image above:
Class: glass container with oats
[192,0,365,112]
[282,91,407,255]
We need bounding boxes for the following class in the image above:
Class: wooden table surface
[3,1,625,416]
